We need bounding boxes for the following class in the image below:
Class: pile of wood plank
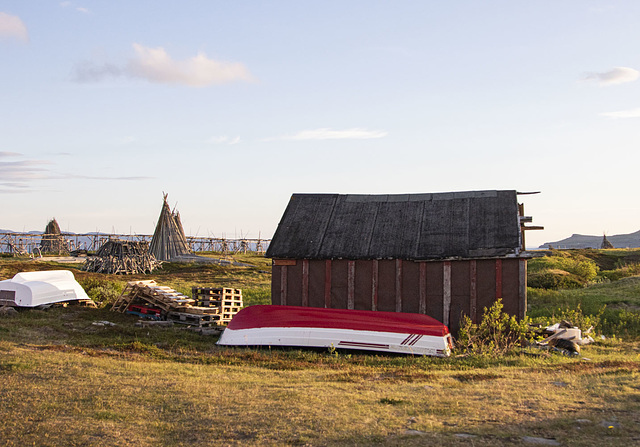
[111,280,243,327]
[83,239,161,274]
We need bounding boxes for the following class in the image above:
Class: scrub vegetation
[0,251,639,446]
[527,248,640,338]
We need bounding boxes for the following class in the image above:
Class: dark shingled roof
[266,190,521,260]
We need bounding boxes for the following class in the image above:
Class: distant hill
[539,230,640,249]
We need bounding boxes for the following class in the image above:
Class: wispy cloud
[0,183,32,194]
[0,151,23,158]
[0,12,28,43]
[0,155,152,194]
[60,2,88,13]
[600,108,640,119]
[266,128,388,141]
[65,174,153,181]
[74,43,254,87]
[583,67,639,86]
[0,159,52,193]
[74,62,122,82]
[207,136,240,145]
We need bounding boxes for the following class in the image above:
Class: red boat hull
[218,305,452,357]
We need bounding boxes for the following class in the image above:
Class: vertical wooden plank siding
[443,261,451,326]
[280,266,287,305]
[302,259,309,307]
[495,259,503,299]
[324,260,332,308]
[519,258,527,319]
[469,259,477,323]
[347,260,355,310]
[272,257,527,329]
[395,259,403,313]
[419,262,427,314]
[371,259,379,311]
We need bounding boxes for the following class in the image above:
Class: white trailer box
[0,270,90,307]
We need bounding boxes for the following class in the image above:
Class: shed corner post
[519,258,527,320]
[443,261,451,327]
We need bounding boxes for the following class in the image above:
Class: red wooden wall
[271,257,527,333]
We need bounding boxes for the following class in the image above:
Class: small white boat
[0,270,91,307]
[217,305,453,357]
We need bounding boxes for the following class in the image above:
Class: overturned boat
[0,270,92,307]
[217,305,453,357]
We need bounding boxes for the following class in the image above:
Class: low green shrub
[78,278,124,307]
[529,304,604,334]
[528,254,599,289]
[456,299,537,356]
[529,254,599,280]
[527,270,584,289]
[599,263,640,282]
[600,309,640,338]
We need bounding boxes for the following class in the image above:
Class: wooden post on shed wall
[371,259,379,311]
[302,259,309,307]
[347,260,355,310]
[395,259,403,312]
[280,266,287,305]
[443,261,451,326]
[469,260,478,323]
[419,262,427,314]
[495,259,503,300]
[324,260,332,308]
[519,258,527,319]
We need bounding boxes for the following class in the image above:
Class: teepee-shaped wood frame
[149,194,192,261]
[601,234,614,249]
[40,218,69,254]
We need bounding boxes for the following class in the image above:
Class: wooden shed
[266,190,539,333]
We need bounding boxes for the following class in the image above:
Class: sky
[2,1,640,248]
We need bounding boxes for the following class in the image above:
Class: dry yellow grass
[1,339,639,446]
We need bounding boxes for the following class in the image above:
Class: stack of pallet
[111,280,243,327]
[192,287,244,324]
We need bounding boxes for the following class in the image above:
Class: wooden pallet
[182,306,220,315]
[112,280,194,313]
[166,311,227,327]
[111,281,148,312]
[192,287,243,310]
[196,299,243,308]
[111,281,242,326]
[192,287,242,296]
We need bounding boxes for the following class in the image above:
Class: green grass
[1,251,639,445]
[528,248,640,289]
[527,249,640,337]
